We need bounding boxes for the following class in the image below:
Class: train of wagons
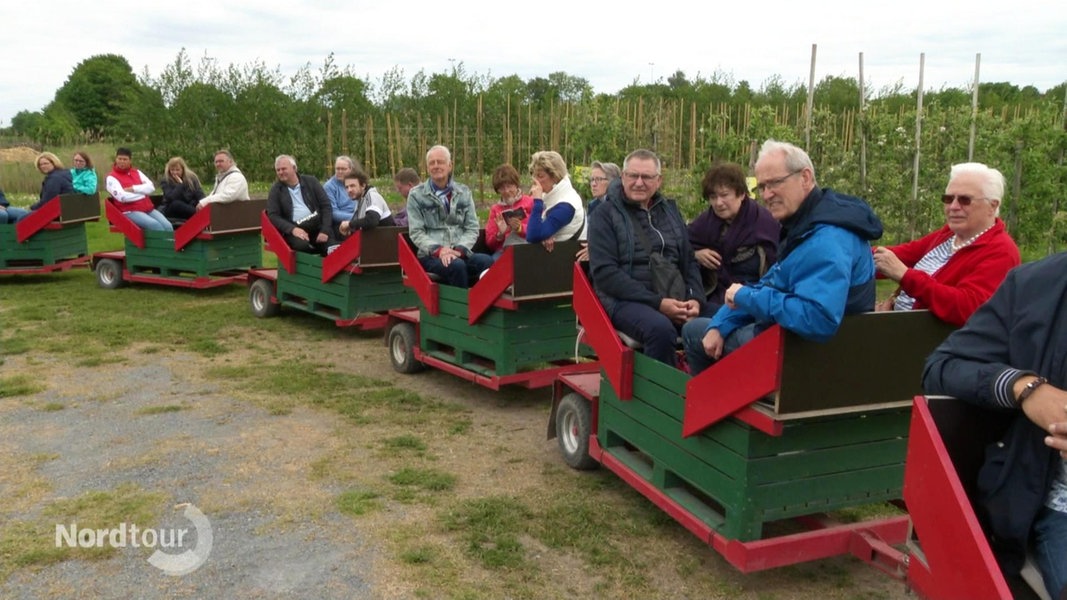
[0,191,1045,600]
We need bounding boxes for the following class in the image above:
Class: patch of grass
[0,483,165,580]
[40,402,65,412]
[336,489,382,516]
[440,496,531,570]
[389,467,456,492]
[381,435,428,455]
[0,375,45,397]
[135,404,186,415]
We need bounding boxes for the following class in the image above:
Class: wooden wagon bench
[246,213,412,329]
[550,264,955,572]
[93,198,265,288]
[0,193,99,273]
[387,234,595,389]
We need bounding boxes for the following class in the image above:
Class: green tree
[54,54,138,135]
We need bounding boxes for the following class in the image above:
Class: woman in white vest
[525,150,585,251]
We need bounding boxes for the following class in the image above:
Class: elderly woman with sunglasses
[872,162,1020,326]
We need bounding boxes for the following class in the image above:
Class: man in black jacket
[923,251,1067,599]
[266,155,334,255]
[586,148,704,366]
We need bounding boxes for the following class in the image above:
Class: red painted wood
[572,264,633,400]
[173,204,212,250]
[260,211,294,274]
[468,246,513,324]
[682,326,785,437]
[397,234,438,316]
[322,230,362,283]
[104,199,145,249]
[14,196,60,242]
[904,396,1012,600]
[556,370,602,402]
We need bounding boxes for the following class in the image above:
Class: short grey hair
[591,161,621,180]
[757,139,816,183]
[335,155,361,172]
[623,149,660,174]
[274,154,297,169]
[949,162,1004,217]
[426,145,451,163]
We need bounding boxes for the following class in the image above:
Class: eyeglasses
[623,172,659,182]
[588,176,609,184]
[756,170,802,194]
[941,194,984,206]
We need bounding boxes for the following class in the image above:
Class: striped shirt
[893,238,953,311]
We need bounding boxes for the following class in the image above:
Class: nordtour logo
[55,503,213,576]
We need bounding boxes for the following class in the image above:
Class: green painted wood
[597,365,909,541]
[0,223,88,267]
[125,231,261,277]
[276,256,413,319]
[416,289,586,376]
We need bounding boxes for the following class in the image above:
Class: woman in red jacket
[873,162,1020,326]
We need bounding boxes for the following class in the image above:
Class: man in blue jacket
[587,148,705,366]
[682,139,883,374]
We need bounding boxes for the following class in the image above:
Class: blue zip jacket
[708,187,883,342]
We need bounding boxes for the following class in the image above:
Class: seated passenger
[30,152,74,213]
[681,140,883,375]
[923,251,1067,599]
[70,151,98,195]
[338,169,395,236]
[160,156,205,222]
[586,148,704,366]
[872,162,1020,326]
[525,150,585,251]
[325,155,361,236]
[105,147,171,232]
[687,162,779,314]
[576,160,621,262]
[406,145,492,288]
[0,183,29,224]
[197,150,250,209]
[485,164,534,258]
[391,168,419,228]
[266,154,334,255]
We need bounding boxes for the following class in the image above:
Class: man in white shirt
[198,150,250,209]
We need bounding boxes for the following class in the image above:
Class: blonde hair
[165,156,201,187]
[37,151,64,170]
[528,150,568,184]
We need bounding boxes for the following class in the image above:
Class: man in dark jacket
[586,148,705,366]
[923,252,1067,599]
[266,154,334,255]
[682,139,883,374]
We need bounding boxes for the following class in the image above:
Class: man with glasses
[586,149,705,366]
[682,139,883,375]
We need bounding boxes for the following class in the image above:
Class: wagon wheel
[95,258,126,289]
[249,278,279,318]
[556,392,597,470]
[388,322,425,374]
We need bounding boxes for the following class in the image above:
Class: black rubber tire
[556,392,597,470]
[249,278,279,318]
[96,258,125,289]
[387,322,425,374]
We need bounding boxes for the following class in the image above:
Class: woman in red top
[486,164,534,258]
[873,162,1020,326]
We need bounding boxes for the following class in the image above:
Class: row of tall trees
[5,50,1067,250]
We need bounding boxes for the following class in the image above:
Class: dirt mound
[0,147,41,163]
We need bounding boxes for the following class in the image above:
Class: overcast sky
[1,1,1064,127]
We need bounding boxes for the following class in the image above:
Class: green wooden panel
[125,231,261,276]
[277,262,412,319]
[0,224,88,267]
[597,370,909,541]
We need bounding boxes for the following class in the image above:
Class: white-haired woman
[873,162,1020,326]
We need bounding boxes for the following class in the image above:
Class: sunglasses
[941,194,985,206]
